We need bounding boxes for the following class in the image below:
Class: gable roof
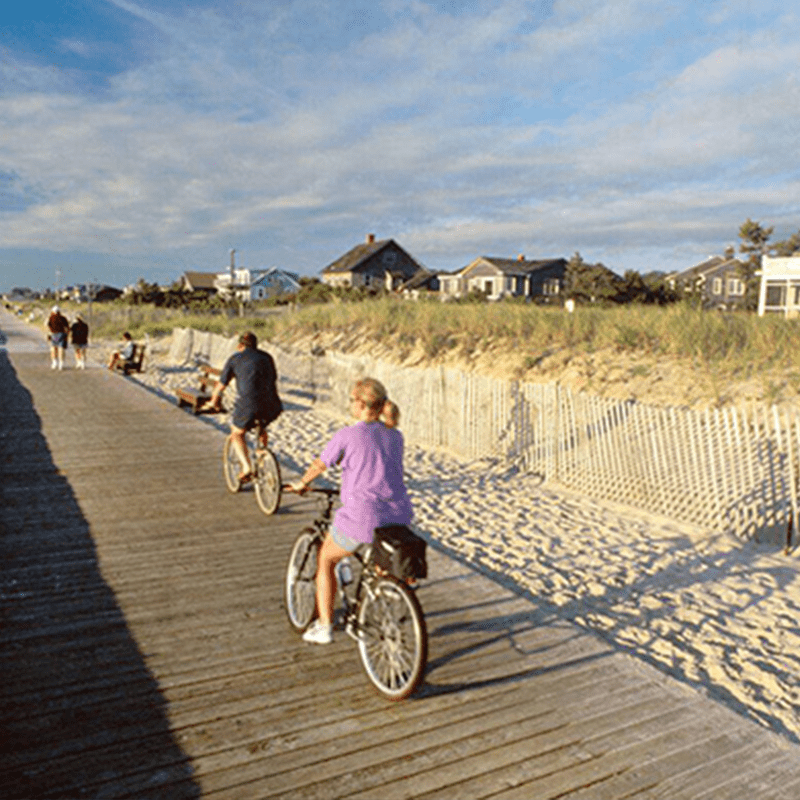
[397,268,438,292]
[250,267,301,290]
[323,237,422,274]
[669,256,743,283]
[182,271,218,290]
[464,256,566,275]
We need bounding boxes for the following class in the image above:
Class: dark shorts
[51,332,67,348]
[232,408,270,433]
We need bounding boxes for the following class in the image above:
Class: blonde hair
[353,377,388,413]
[381,399,400,428]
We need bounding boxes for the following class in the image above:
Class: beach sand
[97,335,800,745]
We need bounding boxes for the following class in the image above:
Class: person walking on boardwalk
[46,306,70,370]
[70,313,89,370]
[209,331,283,483]
[287,378,413,645]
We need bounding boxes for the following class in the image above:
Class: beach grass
[20,296,800,379]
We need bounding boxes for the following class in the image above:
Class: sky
[1,0,800,294]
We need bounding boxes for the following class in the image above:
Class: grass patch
[15,297,800,390]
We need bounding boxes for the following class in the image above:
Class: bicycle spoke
[357,576,427,699]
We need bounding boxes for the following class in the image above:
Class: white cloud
[1,0,800,290]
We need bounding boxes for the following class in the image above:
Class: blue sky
[1,0,799,293]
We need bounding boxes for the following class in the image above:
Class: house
[757,255,800,317]
[321,234,424,291]
[4,287,41,302]
[666,256,746,310]
[248,267,301,300]
[178,271,219,295]
[396,268,440,299]
[214,251,300,302]
[438,254,567,301]
[62,283,123,303]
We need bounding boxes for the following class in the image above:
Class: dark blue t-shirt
[219,347,282,425]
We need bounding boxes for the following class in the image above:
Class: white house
[757,255,800,317]
[215,250,300,302]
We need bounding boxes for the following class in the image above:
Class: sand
[97,335,800,745]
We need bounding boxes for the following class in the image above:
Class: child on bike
[288,378,412,644]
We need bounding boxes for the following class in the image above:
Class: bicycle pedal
[344,618,359,641]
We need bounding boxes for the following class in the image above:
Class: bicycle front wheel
[285,530,319,631]
[357,576,427,701]
[254,449,281,515]
[222,436,241,493]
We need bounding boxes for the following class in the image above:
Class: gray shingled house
[321,234,425,291]
[438,254,567,301]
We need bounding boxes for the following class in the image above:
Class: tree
[565,252,626,303]
[738,219,774,310]
[772,229,800,257]
[738,218,773,267]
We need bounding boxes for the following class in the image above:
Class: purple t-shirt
[321,421,413,544]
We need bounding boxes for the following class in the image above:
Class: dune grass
[19,296,800,380]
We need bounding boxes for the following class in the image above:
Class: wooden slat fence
[169,328,800,548]
[304,350,800,548]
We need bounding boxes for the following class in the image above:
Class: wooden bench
[176,363,225,415]
[113,342,147,375]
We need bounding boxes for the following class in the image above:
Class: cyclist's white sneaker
[303,621,333,645]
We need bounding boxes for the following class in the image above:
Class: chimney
[517,253,525,262]
[230,249,236,280]
[366,233,376,244]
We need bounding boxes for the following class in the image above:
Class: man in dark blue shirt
[210,331,282,482]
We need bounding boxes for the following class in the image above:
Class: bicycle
[222,422,282,515]
[284,486,428,701]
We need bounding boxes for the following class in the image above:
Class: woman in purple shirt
[289,377,412,644]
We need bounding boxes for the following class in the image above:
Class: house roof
[322,238,422,274]
[464,256,566,275]
[668,256,745,282]
[182,271,219,290]
[251,267,301,290]
[397,268,438,292]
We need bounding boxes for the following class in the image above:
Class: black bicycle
[284,487,428,701]
[222,422,281,515]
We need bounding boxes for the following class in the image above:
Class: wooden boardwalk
[3,310,800,799]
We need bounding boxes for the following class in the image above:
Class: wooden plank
[3,310,800,800]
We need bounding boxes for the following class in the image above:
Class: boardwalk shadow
[420,600,612,698]
[0,352,200,799]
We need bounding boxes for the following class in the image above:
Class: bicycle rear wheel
[254,448,281,515]
[285,530,319,631]
[357,576,427,701]
[222,436,241,493]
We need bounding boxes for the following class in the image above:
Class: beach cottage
[439,254,567,301]
[321,234,425,291]
[758,255,800,317]
[666,256,747,310]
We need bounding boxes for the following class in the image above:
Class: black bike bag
[370,525,427,581]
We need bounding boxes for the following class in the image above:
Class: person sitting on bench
[107,332,135,371]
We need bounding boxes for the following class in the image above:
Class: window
[712,277,722,295]
[727,278,744,296]
[766,284,786,307]
[543,278,561,295]
[484,280,493,295]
